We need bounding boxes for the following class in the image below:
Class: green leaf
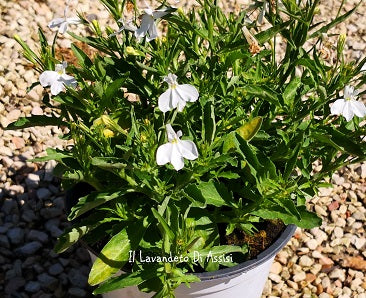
[203,101,216,144]
[71,43,93,68]
[5,115,66,130]
[245,85,280,106]
[68,190,132,220]
[89,219,148,285]
[91,157,127,169]
[283,77,301,107]
[104,78,125,104]
[309,3,360,39]
[236,116,262,141]
[185,180,232,207]
[251,205,321,229]
[54,225,92,253]
[31,148,71,163]
[256,20,292,44]
[94,267,162,294]
[284,142,301,179]
[151,208,175,241]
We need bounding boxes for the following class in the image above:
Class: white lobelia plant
[109,18,137,37]
[158,73,199,113]
[156,124,199,171]
[134,4,170,41]
[48,2,81,34]
[39,61,77,96]
[330,85,366,122]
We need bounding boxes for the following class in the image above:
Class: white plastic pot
[87,224,296,298]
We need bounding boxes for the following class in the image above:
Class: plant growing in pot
[9,0,366,297]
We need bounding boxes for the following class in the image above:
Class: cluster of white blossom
[38,0,365,171]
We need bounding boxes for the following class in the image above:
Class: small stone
[21,209,37,222]
[306,239,318,250]
[268,272,282,283]
[7,227,24,245]
[15,241,42,256]
[44,160,57,181]
[293,271,306,282]
[329,268,345,281]
[1,199,16,214]
[353,211,365,221]
[68,268,88,288]
[315,205,328,217]
[12,136,25,149]
[36,188,52,200]
[270,261,282,275]
[40,207,62,219]
[5,276,25,294]
[31,106,43,115]
[0,146,13,156]
[305,273,316,283]
[38,273,59,291]
[353,237,366,250]
[25,173,40,189]
[0,235,10,248]
[7,109,21,122]
[27,230,48,243]
[299,255,314,267]
[68,288,87,297]
[333,227,344,238]
[48,263,64,276]
[25,281,41,293]
[327,200,339,211]
[75,247,91,263]
[287,280,298,290]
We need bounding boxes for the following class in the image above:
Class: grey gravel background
[0,0,365,297]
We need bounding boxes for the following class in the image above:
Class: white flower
[134,6,169,41]
[158,73,199,113]
[330,85,366,122]
[48,4,81,34]
[39,62,77,96]
[156,124,198,171]
[361,62,366,72]
[257,1,269,25]
[109,18,137,37]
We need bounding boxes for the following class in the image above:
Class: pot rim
[82,224,296,282]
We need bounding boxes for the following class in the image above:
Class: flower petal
[50,80,65,96]
[152,10,170,19]
[342,101,354,121]
[39,71,59,87]
[165,124,177,142]
[156,143,173,165]
[58,22,68,34]
[66,17,81,24]
[350,100,366,118]
[344,85,354,99]
[330,98,345,115]
[60,74,77,88]
[178,140,198,160]
[170,145,185,171]
[175,84,199,102]
[135,15,153,38]
[158,89,176,113]
[147,22,158,41]
[48,18,65,28]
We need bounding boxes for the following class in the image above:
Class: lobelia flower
[134,5,170,41]
[330,85,366,122]
[257,1,269,25]
[156,124,198,171]
[39,62,77,96]
[48,4,81,34]
[158,73,199,113]
[109,18,137,37]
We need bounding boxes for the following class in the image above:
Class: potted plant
[9,0,366,297]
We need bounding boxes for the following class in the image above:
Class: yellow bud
[93,117,104,126]
[177,7,184,16]
[140,133,147,142]
[126,46,141,56]
[144,118,150,125]
[314,6,320,14]
[103,129,115,138]
[161,36,167,43]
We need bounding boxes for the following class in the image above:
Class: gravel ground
[0,0,365,297]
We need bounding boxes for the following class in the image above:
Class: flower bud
[337,33,346,57]
[103,129,114,138]
[126,46,141,56]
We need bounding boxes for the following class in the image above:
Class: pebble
[48,263,64,276]
[40,207,63,219]
[25,281,41,293]
[299,255,314,267]
[329,268,346,281]
[68,287,87,297]
[293,271,306,282]
[306,239,318,250]
[270,261,282,275]
[27,230,48,243]
[0,235,10,248]
[25,173,40,188]
[37,272,59,291]
[36,187,52,200]
[15,241,42,255]
[7,227,25,245]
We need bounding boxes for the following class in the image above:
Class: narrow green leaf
[151,208,175,241]
[91,157,127,169]
[5,115,66,130]
[283,77,301,107]
[71,43,93,68]
[203,101,216,144]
